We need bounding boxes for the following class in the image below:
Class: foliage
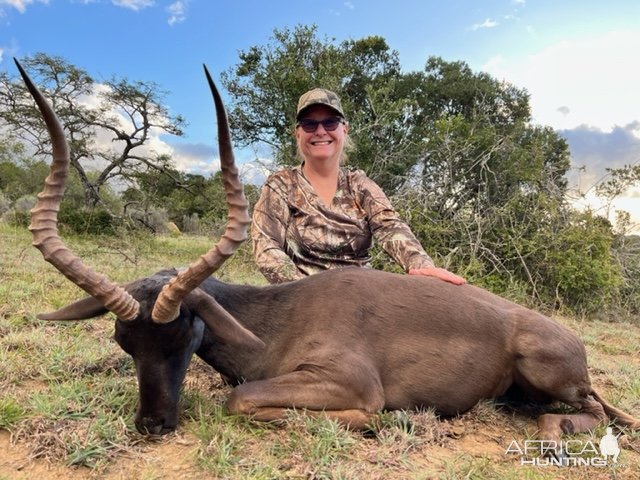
[395,187,622,314]
[58,203,120,236]
[123,167,260,232]
[0,191,9,216]
[1,194,35,226]
[221,24,632,315]
[593,165,640,316]
[0,30,638,317]
[0,398,25,429]
[222,26,419,191]
[0,139,49,202]
[532,210,620,313]
[613,234,640,315]
[595,164,640,218]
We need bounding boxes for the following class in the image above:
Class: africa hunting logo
[505,427,621,467]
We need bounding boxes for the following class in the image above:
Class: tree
[0,53,185,210]
[222,25,624,314]
[125,167,260,233]
[222,26,570,199]
[594,163,640,315]
[595,163,640,223]
[412,57,569,214]
[222,25,421,191]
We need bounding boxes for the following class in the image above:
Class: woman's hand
[408,267,466,285]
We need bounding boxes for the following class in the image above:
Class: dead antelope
[17,59,639,454]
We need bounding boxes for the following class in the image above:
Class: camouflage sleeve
[251,174,305,284]
[354,172,434,271]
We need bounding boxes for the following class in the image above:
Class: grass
[1,221,639,479]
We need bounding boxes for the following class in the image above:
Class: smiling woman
[250,87,466,286]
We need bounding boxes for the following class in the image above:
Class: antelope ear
[185,289,264,350]
[37,297,108,320]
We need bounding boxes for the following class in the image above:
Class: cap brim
[296,104,344,120]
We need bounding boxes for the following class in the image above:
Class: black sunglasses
[296,117,345,133]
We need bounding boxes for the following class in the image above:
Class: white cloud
[167,0,187,26]
[472,18,498,31]
[482,31,640,232]
[482,54,504,72]
[239,158,275,186]
[170,142,219,175]
[482,30,640,132]
[329,1,354,17]
[111,0,153,11]
[0,0,48,14]
[562,122,640,191]
[168,143,273,185]
[0,38,19,63]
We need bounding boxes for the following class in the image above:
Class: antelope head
[16,59,263,434]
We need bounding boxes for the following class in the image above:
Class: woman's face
[296,105,349,165]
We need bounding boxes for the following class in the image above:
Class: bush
[182,212,201,234]
[2,209,30,227]
[0,397,25,429]
[58,203,120,235]
[0,191,10,216]
[394,188,624,317]
[1,194,35,227]
[531,211,621,315]
[611,234,640,318]
[125,207,170,233]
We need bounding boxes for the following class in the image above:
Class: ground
[1,226,638,479]
[1,369,639,479]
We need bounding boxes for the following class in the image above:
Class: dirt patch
[3,411,640,480]
[1,430,87,480]
[1,429,203,480]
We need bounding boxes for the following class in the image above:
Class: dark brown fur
[46,267,640,442]
[17,57,638,446]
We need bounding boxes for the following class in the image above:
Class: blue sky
[1,0,639,227]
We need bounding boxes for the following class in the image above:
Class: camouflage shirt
[251,165,434,284]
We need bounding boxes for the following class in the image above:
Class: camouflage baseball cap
[296,88,345,119]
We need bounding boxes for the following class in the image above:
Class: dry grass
[1,222,639,479]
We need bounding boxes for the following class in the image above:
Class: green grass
[0,398,25,429]
[1,221,639,479]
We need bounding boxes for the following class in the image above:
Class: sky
[1,0,639,230]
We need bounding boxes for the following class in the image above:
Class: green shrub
[395,189,625,317]
[534,211,621,315]
[611,234,640,319]
[2,194,35,226]
[59,204,120,235]
[2,209,30,227]
[0,190,9,216]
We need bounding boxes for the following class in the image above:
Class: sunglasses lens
[298,118,343,132]
[299,120,318,132]
[322,119,341,131]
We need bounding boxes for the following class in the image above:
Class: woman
[251,87,465,286]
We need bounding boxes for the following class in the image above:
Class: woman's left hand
[408,267,466,285]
